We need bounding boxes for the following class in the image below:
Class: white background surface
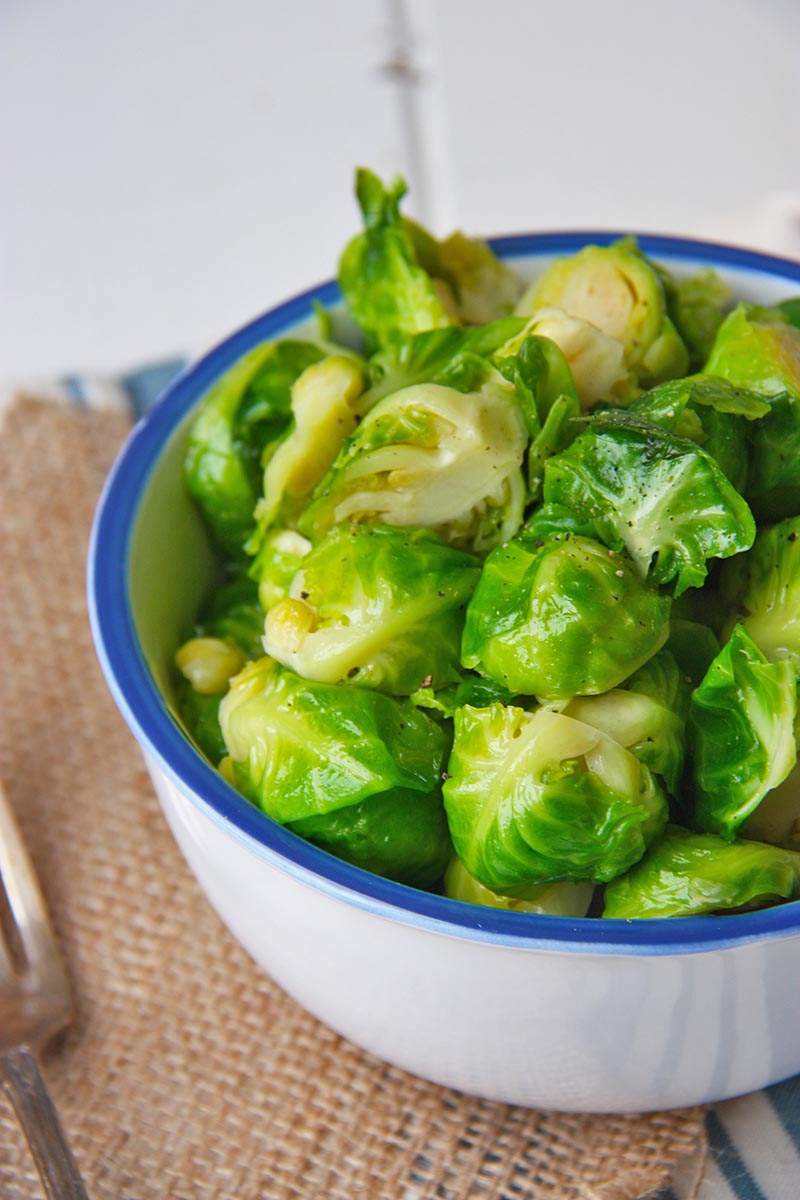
[2,0,800,376]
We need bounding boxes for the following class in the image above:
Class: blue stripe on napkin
[767,1077,800,1152]
[120,358,186,420]
[61,374,88,409]
[706,1110,768,1200]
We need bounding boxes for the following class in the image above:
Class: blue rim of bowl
[88,231,800,955]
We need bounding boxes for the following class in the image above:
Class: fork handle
[1,1045,89,1200]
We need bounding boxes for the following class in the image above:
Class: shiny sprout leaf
[688,625,797,839]
[460,533,671,700]
[289,787,452,888]
[603,825,800,918]
[443,704,667,890]
[219,658,449,826]
[543,411,756,595]
[263,524,480,693]
[631,375,770,429]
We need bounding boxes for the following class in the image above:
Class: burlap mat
[0,396,707,1199]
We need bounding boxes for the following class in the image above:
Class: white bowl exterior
[146,753,800,1112]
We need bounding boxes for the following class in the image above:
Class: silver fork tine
[0,781,90,1199]
[0,785,70,998]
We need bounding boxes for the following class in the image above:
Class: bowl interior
[92,233,800,952]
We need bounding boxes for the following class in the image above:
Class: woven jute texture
[0,396,707,1200]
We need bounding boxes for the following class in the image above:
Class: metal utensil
[0,780,89,1198]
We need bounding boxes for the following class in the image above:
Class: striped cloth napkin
[7,354,799,1200]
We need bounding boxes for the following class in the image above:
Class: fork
[0,781,89,1199]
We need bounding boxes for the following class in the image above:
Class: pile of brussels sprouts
[175,168,800,920]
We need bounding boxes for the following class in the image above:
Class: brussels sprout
[543,411,756,595]
[249,528,312,612]
[443,704,667,890]
[220,657,449,825]
[603,825,800,918]
[721,516,800,666]
[563,650,689,794]
[506,307,631,407]
[290,787,452,888]
[299,375,528,554]
[262,524,480,693]
[666,268,733,367]
[461,533,670,700]
[443,856,593,916]
[704,304,800,398]
[338,170,521,346]
[517,239,689,386]
[688,625,797,839]
[338,171,453,344]
[184,339,326,554]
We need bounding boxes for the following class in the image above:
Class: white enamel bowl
[88,233,800,1113]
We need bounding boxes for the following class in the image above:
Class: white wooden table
[2,0,800,378]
